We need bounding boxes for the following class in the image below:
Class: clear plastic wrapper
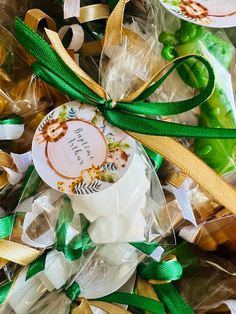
[180,214,236,252]
[157,16,236,175]
[177,253,236,313]
[0,25,53,119]
[161,166,236,252]
[0,244,143,313]
[8,136,170,247]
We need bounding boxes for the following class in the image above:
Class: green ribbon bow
[138,258,194,313]
[14,17,236,140]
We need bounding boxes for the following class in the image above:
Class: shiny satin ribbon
[0,151,14,189]
[15,17,236,214]
[78,4,110,24]
[0,117,24,140]
[0,239,42,266]
[58,24,84,51]
[64,0,81,19]
[24,9,57,32]
[137,257,194,314]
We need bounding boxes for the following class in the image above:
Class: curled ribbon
[14,15,236,213]
[0,117,24,140]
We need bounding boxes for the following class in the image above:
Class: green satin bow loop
[0,282,13,305]
[0,215,15,239]
[26,254,47,280]
[97,257,193,313]
[0,117,23,125]
[15,18,236,140]
[139,258,183,281]
[65,282,81,301]
[138,258,194,314]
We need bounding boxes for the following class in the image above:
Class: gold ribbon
[46,29,108,100]
[24,9,57,33]
[43,27,236,213]
[129,133,236,214]
[136,276,159,300]
[0,151,14,189]
[78,4,110,24]
[72,298,131,314]
[0,239,42,266]
[136,277,159,314]
[104,0,129,46]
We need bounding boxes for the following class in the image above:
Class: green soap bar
[159,21,236,175]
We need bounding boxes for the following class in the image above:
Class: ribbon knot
[99,98,117,111]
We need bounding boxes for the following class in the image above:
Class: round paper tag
[32,102,135,195]
[159,0,236,28]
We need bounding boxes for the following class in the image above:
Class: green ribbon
[0,117,23,125]
[65,282,81,301]
[139,259,183,281]
[0,214,15,239]
[18,165,42,203]
[130,242,161,257]
[154,283,194,314]
[139,258,194,314]
[143,146,164,170]
[26,254,47,280]
[98,292,165,313]
[55,196,96,261]
[14,18,236,140]
[0,282,13,305]
[106,0,120,9]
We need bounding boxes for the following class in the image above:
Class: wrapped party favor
[2,0,236,313]
[30,101,171,244]
[159,19,236,175]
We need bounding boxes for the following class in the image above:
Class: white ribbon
[21,189,62,248]
[64,0,81,19]
[2,151,32,185]
[58,24,84,52]
[164,178,197,226]
[0,124,24,140]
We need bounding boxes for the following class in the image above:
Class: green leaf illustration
[108,142,130,151]
[59,105,68,121]
[97,170,119,183]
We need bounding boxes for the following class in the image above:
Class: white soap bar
[7,251,80,314]
[39,251,80,291]
[97,243,138,265]
[88,208,146,243]
[70,153,149,221]
[70,153,149,242]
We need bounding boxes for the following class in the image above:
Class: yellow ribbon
[0,151,14,189]
[42,26,236,213]
[136,277,159,314]
[78,4,110,24]
[72,298,131,314]
[24,9,57,33]
[0,239,42,266]
[104,0,129,46]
